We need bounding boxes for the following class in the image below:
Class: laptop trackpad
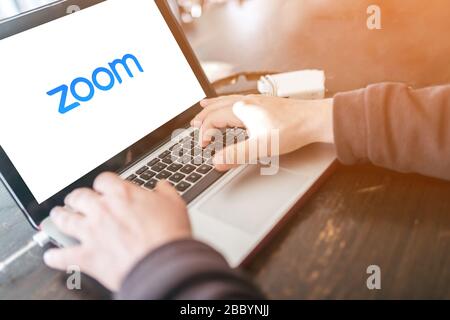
[196,165,312,235]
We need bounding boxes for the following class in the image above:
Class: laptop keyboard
[125,128,248,195]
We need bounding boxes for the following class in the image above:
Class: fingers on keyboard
[126,128,247,194]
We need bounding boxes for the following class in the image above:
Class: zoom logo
[47,53,144,114]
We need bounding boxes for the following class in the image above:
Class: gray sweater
[115,240,264,299]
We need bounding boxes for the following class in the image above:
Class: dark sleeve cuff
[115,239,264,300]
[333,87,369,165]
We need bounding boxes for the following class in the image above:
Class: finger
[155,179,179,198]
[191,107,221,127]
[199,108,244,147]
[93,172,131,197]
[43,247,85,271]
[213,138,257,172]
[64,188,105,217]
[191,101,238,127]
[200,95,243,108]
[50,206,87,239]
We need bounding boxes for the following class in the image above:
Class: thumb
[213,138,258,172]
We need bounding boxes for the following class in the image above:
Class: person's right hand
[191,95,334,171]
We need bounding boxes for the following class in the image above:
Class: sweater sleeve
[333,83,450,181]
[115,239,264,300]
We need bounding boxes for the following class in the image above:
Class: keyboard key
[172,147,185,157]
[225,132,236,145]
[169,172,185,183]
[186,172,202,183]
[126,174,137,181]
[132,178,145,186]
[179,136,190,144]
[197,164,213,174]
[206,142,223,154]
[175,181,191,192]
[190,129,199,138]
[151,162,167,172]
[140,171,156,181]
[147,158,160,167]
[162,155,175,164]
[180,139,194,149]
[192,156,204,166]
[234,128,246,136]
[167,163,183,172]
[180,164,196,174]
[178,154,192,164]
[158,150,171,159]
[202,148,215,159]
[191,133,200,145]
[183,140,195,150]
[191,147,202,157]
[236,130,247,140]
[156,170,172,180]
[169,143,181,151]
[144,179,158,190]
[135,166,148,175]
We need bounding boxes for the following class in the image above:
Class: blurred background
[0,0,250,91]
[1,0,450,95]
[0,0,235,22]
[0,0,54,20]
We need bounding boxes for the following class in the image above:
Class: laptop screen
[0,0,206,204]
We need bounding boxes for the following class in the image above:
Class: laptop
[0,0,336,267]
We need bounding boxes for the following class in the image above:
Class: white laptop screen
[0,0,206,204]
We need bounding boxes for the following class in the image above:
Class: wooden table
[1,0,449,299]
[184,0,450,299]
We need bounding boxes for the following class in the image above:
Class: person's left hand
[43,172,191,292]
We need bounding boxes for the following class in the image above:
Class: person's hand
[43,173,191,291]
[191,95,334,171]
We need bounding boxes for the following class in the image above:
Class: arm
[196,84,450,181]
[334,83,450,180]
[116,240,263,300]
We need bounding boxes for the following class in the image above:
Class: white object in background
[257,69,325,100]
[0,0,20,20]
[201,61,235,83]
[0,0,56,20]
